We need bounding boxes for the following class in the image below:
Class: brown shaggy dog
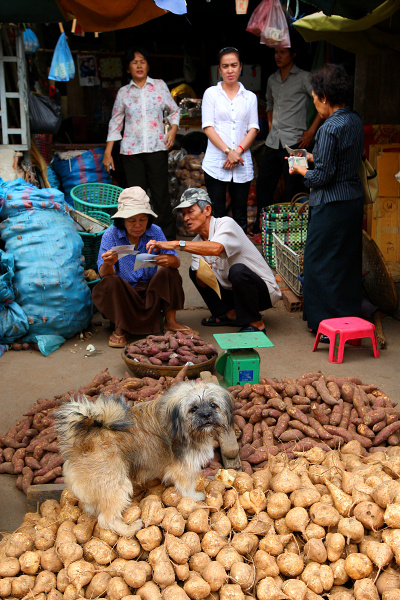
[55,381,233,536]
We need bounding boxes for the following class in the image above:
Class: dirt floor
[1,248,399,534]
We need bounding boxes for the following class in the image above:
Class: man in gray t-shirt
[252,47,322,235]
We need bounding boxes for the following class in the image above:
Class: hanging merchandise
[49,33,75,82]
[236,0,249,14]
[23,28,40,54]
[246,0,272,36]
[260,0,291,47]
[29,92,62,135]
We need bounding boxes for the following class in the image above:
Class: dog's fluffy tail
[55,395,132,458]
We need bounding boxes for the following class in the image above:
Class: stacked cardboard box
[370,144,400,262]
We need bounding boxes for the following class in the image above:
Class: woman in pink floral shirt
[103,47,180,239]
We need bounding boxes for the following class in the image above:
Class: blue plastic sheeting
[52,147,112,206]
[24,334,66,356]
[47,165,62,189]
[0,179,93,340]
[0,250,15,309]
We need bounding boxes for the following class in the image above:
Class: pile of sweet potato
[228,373,398,476]
[124,331,218,367]
[0,366,191,495]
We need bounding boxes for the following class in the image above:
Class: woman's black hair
[113,214,154,231]
[218,46,241,64]
[124,47,150,74]
[311,64,353,107]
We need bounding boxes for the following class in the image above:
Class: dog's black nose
[198,408,213,420]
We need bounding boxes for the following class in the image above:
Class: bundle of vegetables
[0,366,192,494]
[2,444,400,600]
[124,331,218,367]
[226,373,399,476]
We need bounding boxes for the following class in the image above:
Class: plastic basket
[273,233,305,297]
[78,210,111,271]
[71,183,123,217]
[261,201,308,269]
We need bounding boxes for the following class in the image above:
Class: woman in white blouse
[201,47,259,232]
[103,47,179,240]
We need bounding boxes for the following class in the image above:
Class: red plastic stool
[312,317,380,363]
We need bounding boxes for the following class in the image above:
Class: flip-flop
[239,324,266,334]
[164,325,199,335]
[201,314,238,327]
[109,332,126,348]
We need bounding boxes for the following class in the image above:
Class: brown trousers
[92,267,185,335]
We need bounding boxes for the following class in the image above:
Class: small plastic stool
[312,317,380,363]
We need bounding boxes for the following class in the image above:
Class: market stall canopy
[294,0,400,53]
[0,0,187,30]
[301,0,390,19]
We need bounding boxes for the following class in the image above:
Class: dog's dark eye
[210,403,217,409]
[189,406,197,413]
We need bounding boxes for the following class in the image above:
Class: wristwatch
[179,240,186,251]
[224,147,231,155]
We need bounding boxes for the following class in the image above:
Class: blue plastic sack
[24,334,66,356]
[47,165,61,189]
[0,178,69,219]
[23,29,40,54]
[0,250,15,309]
[0,301,29,344]
[52,147,112,205]
[0,179,93,340]
[49,33,75,82]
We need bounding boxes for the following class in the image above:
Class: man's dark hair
[113,215,155,231]
[124,47,150,73]
[218,46,241,64]
[311,64,353,107]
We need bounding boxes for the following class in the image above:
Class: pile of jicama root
[1,444,400,600]
[229,373,400,476]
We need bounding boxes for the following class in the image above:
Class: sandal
[201,314,238,327]
[164,325,199,335]
[109,332,126,348]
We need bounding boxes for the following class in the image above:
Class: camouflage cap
[172,188,212,214]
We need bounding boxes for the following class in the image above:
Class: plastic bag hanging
[260,0,291,47]
[246,0,273,37]
[23,29,40,54]
[49,33,75,81]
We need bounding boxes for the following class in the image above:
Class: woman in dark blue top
[92,187,188,347]
[289,64,364,333]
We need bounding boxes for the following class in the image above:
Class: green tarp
[294,0,400,53]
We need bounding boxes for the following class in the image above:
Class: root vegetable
[276,552,304,577]
[365,540,393,577]
[32,570,57,593]
[325,532,345,562]
[137,581,162,600]
[162,583,190,600]
[0,577,12,598]
[231,532,258,556]
[85,572,111,598]
[230,563,254,590]
[210,511,232,538]
[338,517,364,544]
[254,550,279,581]
[267,493,291,520]
[177,497,199,519]
[303,539,327,564]
[323,479,352,516]
[354,578,379,600]
[353,501,384,531]
[165,534,191,564]
[220,583,245,600]
[5,532,35,557]
[216,546,244,571]
[0,556,20,577]
[188,553,210,573]
[309,502,340,528]
[67,560,95,594]
[148,546,175,589]
[12,574,36,598]
[180,532,201,556]
[122,561,149,589]
[183,572,211,600]
[83,539,115,565]
[19,550,41,575]
[345,554,373,579]
[290,487,321,508]
[330,559,349,585]
[135,526,163,551]
[271,468,301,494]
[186,509,209,534]
[107,577,130,600]
[201,561,227,591]
[376,568,399,595]
[285,507,309,535]
[256,576,287,600]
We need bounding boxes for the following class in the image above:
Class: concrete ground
[1,246,399,534]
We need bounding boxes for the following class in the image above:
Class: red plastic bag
[260,0,291,47]
[246,0,273,37]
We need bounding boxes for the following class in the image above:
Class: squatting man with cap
[146,188,282,333]
[92,187,190,348]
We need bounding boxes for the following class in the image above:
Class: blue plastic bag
[0,301,29,344]
[52,148,112,205]
[23,29,40,54]
[0,250,15,310]
[49,33,75,82]
[24,334,66,356]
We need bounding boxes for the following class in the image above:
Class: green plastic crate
[78,210,111,271]
[71,183,123,217]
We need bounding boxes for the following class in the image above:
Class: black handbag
[29,92,62,135]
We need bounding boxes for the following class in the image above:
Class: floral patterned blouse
[106,77,180,155]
